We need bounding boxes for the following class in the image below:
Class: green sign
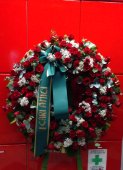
[92,155,103,165]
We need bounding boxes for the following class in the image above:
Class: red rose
[29,81,36,87]
[69,114,77,122]
[13,79,19,88]
[48,143,55,150]
[73,60,79,68]
[53,132,62,141]
[54,52,62,60]
[66,43,72,49]
[22,61,31,68]
[82,77,91,86]
[82,121,88,128]
[69,47,81,58]
[69,130,76,139]
[99,96,110,103]
[30,54,39,62]
[35,64,44,73]
[94,63,102,71]
[10,70,18,76]
[76,130,85,138]
[83,47,91,54]
[10,90,21,100]
[99,78,105,85]
[64,57,71,64]
[58,36,63,41]
[95,54,102,62]
[68,34,74,40]
[85,112,92,118]
[34,45,41,52]
[26,92,34,99]
[24,72,33,79]
[21,87,28,94]
[59,40,67,47]
[83,63,91,71]
[104,71,111,77]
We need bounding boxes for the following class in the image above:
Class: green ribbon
[34,46,69,156]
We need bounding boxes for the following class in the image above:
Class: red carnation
[26,92,34,99]
[82,77,91,86]
[29,81,36,87]
[59,40,67,47]
[83,47,91,54]
[68,34,74,40]
[13,79,19,88]
[76,130,85,138]
[35,64,44,73]
[24,72,33,79]
[69,114,77,122]
[69,130,76,139]
[95,54,102,62]
[10,90,21,100]
[54,52,62,60]
[48,143,55,150]
[34,45,41,52]
[64,57,71,64]
[82,121,88,128]
[94,63,102,72]
[73,60,79,68]
[83,63,91,71]
[21,87,28,94]
[22,61,31,68]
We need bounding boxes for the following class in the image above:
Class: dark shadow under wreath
[5,33,120,160]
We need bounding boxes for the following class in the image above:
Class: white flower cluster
[98,109,107,117]
[31,75,39,83]
[75,117,85,127]
[79,101,91,113]
[18,97,29,106]
[63,138,73,147]
[47,53,56,62]
[18,77,27,87]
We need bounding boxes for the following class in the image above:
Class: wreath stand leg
[41,153,49,170]
[41,150,83,170]
[76,150,83,170]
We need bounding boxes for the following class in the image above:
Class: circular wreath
[6,34,120,156]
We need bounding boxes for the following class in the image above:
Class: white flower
[79,101,91,113]
[18,77,26,87]
[47,53,55,62]
[90,83,100,88]
[100,86,107,94]
[84,56,94,67]
[13,64,22,72]
[70,40,79,48]
[25,50,34,60]
[54,142,62,149]
[77,61,84,71]
[92,99,98,105]
[18,97,29,106]
[76,117,85,127]
[43,40,50,48]
[84,41,96,49]
[78,138,86,146]
[60,49,71,58]
[63,138,73,147]
[31,75,39,83]
[99,109,107,117]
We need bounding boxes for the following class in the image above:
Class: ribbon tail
[76,150,83,170]
[52,71,68,119]
[34,63,51,156]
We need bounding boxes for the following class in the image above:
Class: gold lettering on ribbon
[38,87,48,130]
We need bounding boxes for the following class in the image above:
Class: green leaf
[7,112,15,123]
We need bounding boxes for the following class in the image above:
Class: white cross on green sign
[92,155,103,165]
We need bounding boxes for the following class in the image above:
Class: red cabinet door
[0,144,26,170]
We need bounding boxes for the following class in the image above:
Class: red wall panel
[0,144,26,170]
[0,74,26,144]
[80,1,123,74]
[27,0,81,49]
[0,0,27,73]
